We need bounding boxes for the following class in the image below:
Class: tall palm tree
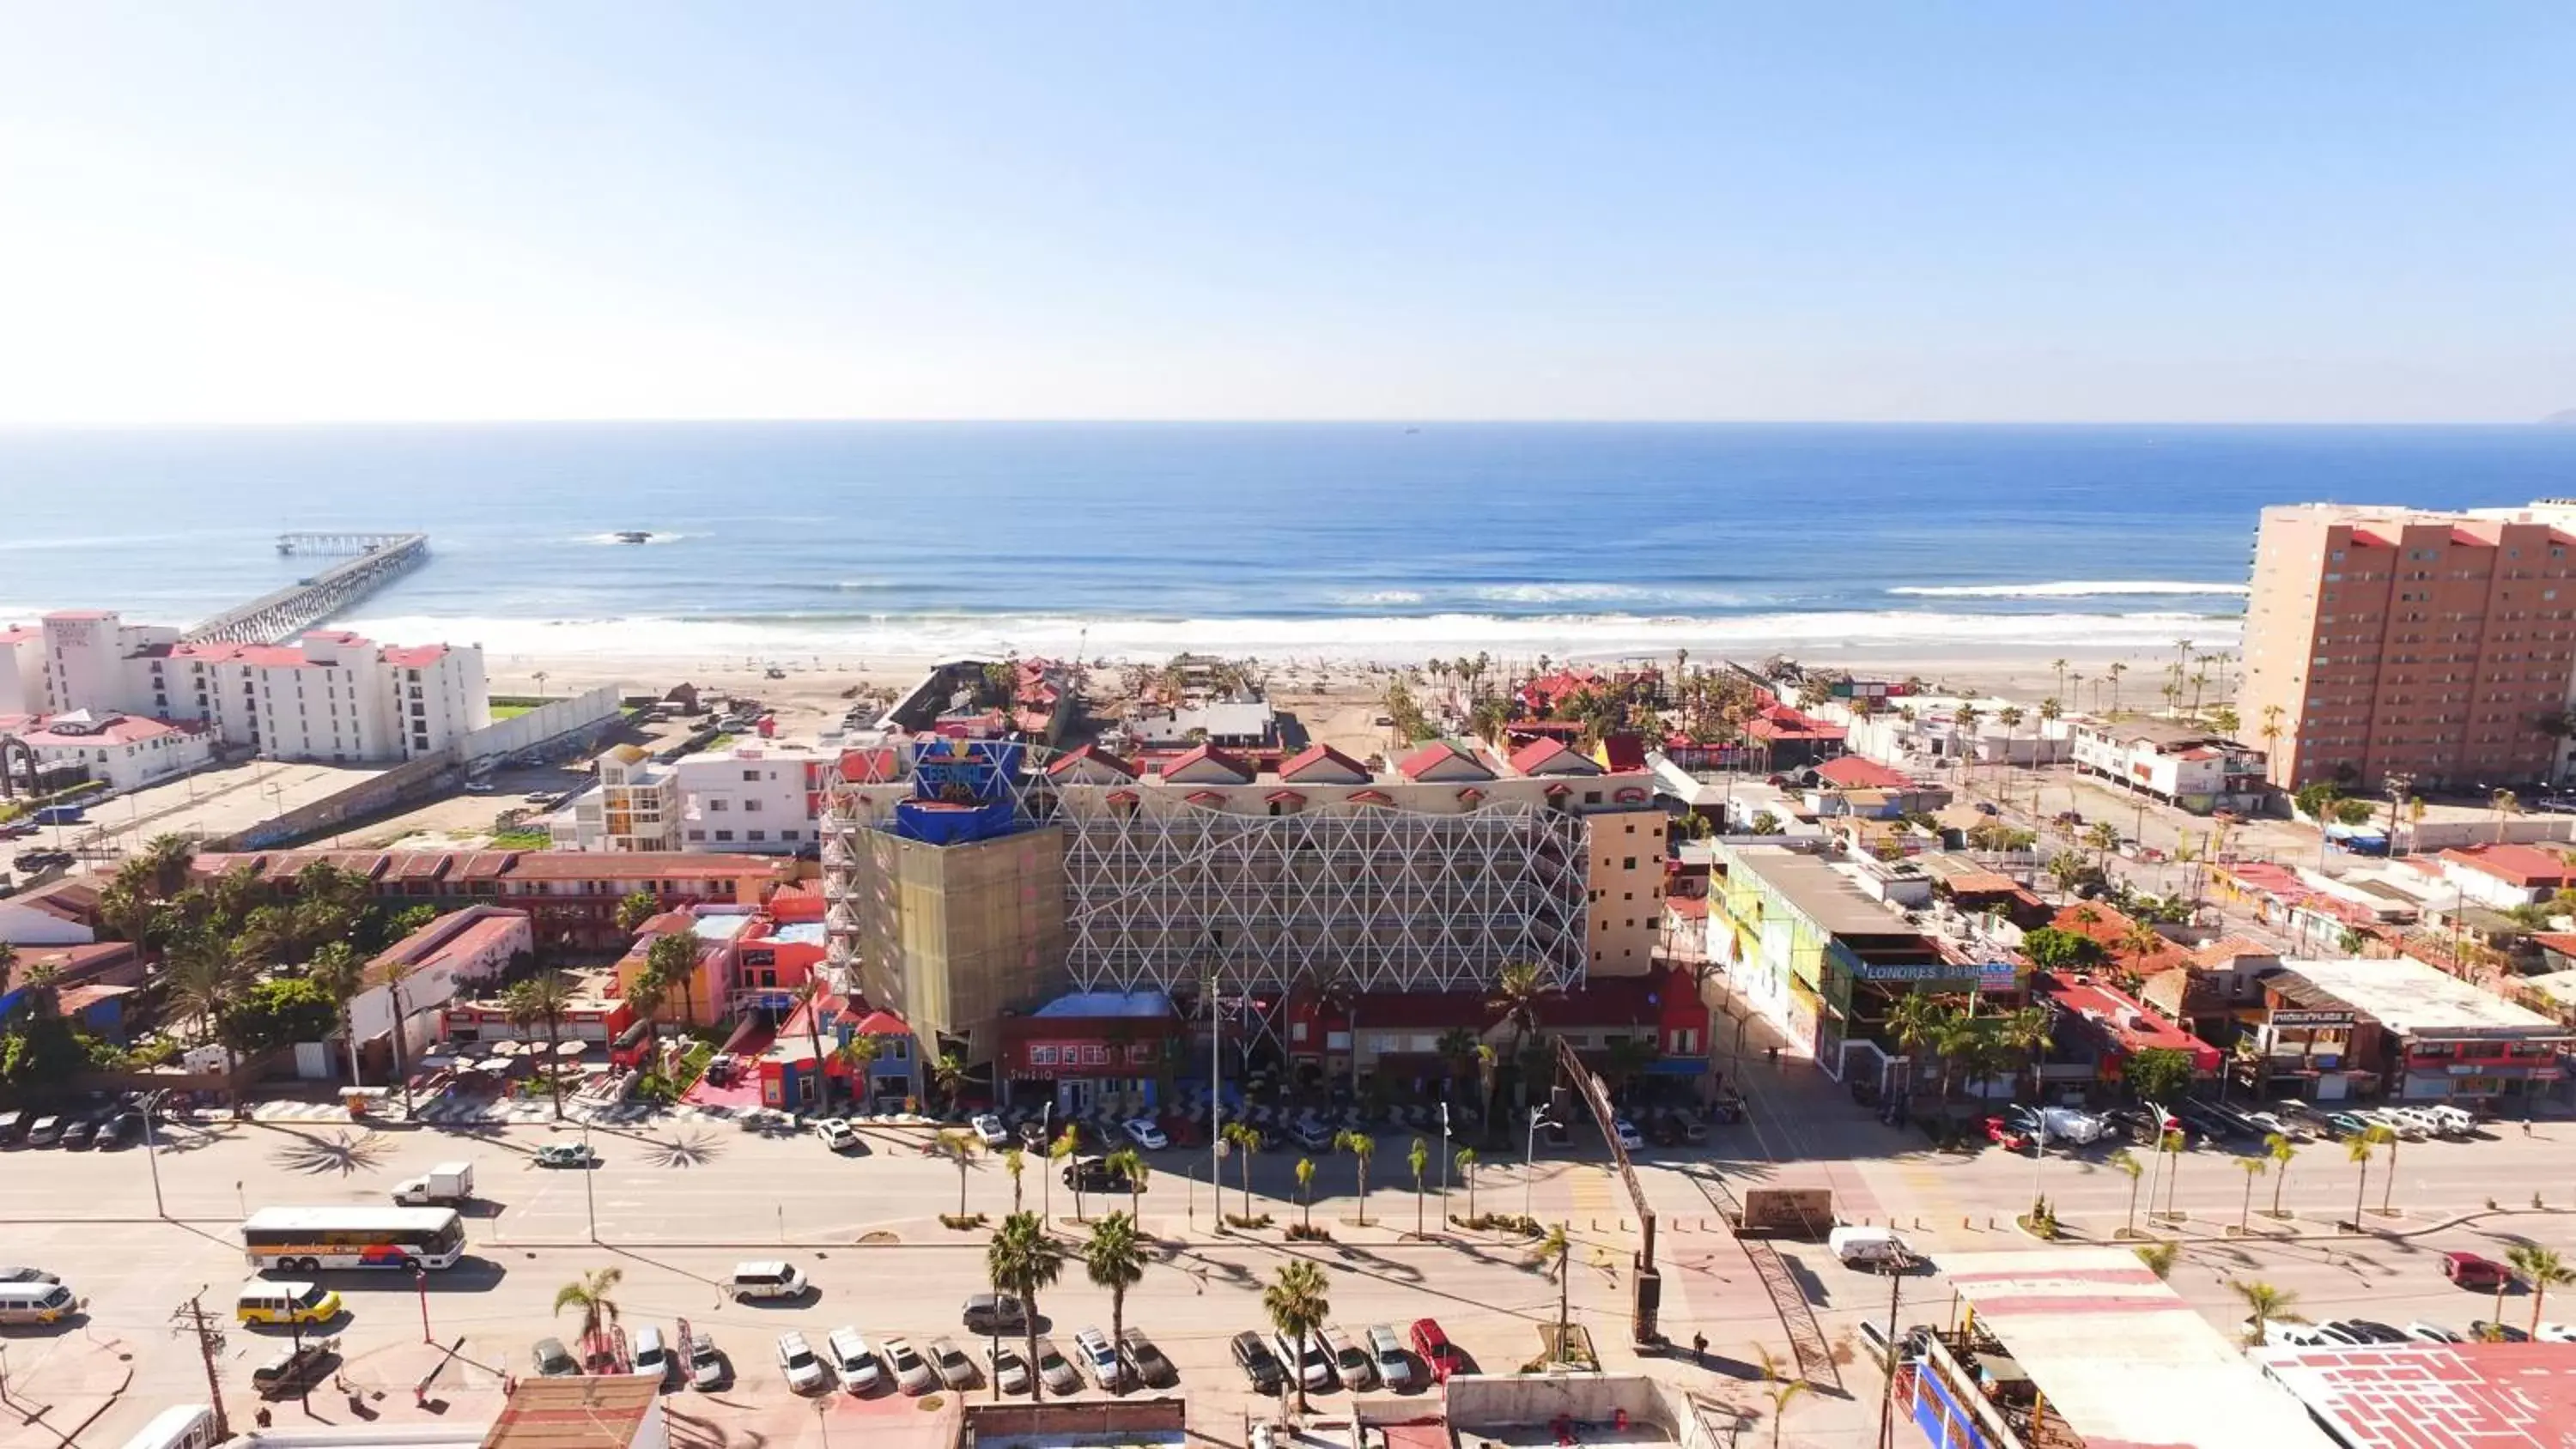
[1262,1260,1331,1414]
[2134,1240,2178,1279]
[929,1051,968,1113]
[1047,1124,1078,1223]
[137,833,196,900]
[1485,961,1555,1114]
[1753,1344,1811,1449]
[2494,789,2521,845]
[2509,1245,2574,1333]
[1886,994,1952,1099]
[2050,658,2069,703]
[2106,661,2128,714]
[2264,1133,2297,1216]
[1455,1147,1479,1222]
[1337,1131,1376,1226]
[987,1211,1062,1401]
[933,1129,980,1218]
[2229,1278,2298,1347]
[1995,1005,2051,1100]
[1223,1122,1262,1221]
[2369,1122,2401,1214]
[835,1032,881,1109]
[1473,1043,1500,1139]
[2346,1126,2385,1229]
[1531,1222,1576,1348]
[2236,1156,2267,1233]
[1004,1147,1026,1215]
[503,971,577,1119]
[15,960,59,1021]
[1082,1212,1146,1394]
[641,931,700,1030]
[165,934,246,1087]
[1408,1137,1431,1237]
[789,977,832,1112]
[554,1267,624,1368]
[2109,1148,2144,1236]
[381,959,420,1115]
[1103,1146,1149,1222]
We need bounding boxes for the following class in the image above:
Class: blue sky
[1,3,2570,423]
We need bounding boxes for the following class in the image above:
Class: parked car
[2444,1252,2511,1290]
[2403,1322,2464,1343]
[1074,1326,1125,1390]
[1121,1116,1170,1150]
[971,1113,1011,1149]
[962,1293,1029,1335]
[2334,1319,2409,1344]
[1017,1119,1052,1149]
[1120,1325,1176,1389]
[1275,1330,1334,1391]
[987,1341,1033,1396]
[882,1336,935,1395]
[1032,1336,1083,1397]
[777,1331,828,1393]
[1410,1318,1468,1382]
[0,1267,58,1284]
[58,1115,101,1150]
[532,1337,580,1378]
[631,1325,677,1387]
[2537,1324,2576,1343]
[1327,1324,1375,1390]
[688,1331,727,1391]
[927,1337,977,1391]
[2471,1321,2531,1343]
[1983,1116,2036,1153]
[95,1112,143,1150]
[1291,1120,1337,1153]
[535,1143,598,1168]
[2324,1113,2374,1138]
[1366,1324,1417,1391]
[823,1327,880,1393]
[1231,1330,1287,1394]
[1612,1119,1644,1151]
[24,1116,64,1148]
[253,1343,339,1399]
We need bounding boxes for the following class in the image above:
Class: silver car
[1365,1324,1416,1391]
[882,1335,935,1396]
[1030,1335,1083,1397]
[987,1341,1033,1396]
[927,1336,978,1391]
[1327,1324,1373,1391]
[776,1331,828,1395]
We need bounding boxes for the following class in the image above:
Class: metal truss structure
[820,739,1595,995]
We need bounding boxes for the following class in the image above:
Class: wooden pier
[186,533,431,645]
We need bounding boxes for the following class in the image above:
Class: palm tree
[1995,1005,2051,1100]
[2509,1245,2574,1333]
[2051,658,2069,703]
[137,833,196,900]
[382,959,420,1115]
[14,960,58,1020]
[2264,1133,2297,1217]
[929,1050,968,1113]
[789,977,832,1112]
[613,889,660,933]
[2494,789,2521,845]
[2111,1147,2144,1236]
[1103,1146,1149,1222]
[1532,1222,1576,1348]
[1261,1260,1332,1414]
[1337,1130,1376,1226]
[1436,1026,1482,1097]
[1473,1043,1500,1137]
[641,931,700,1030]
[165,935,246,1088]
[1486,961,1556,1113]
[1886,993,1952,1100]
[2236,1156,2268,1233]
[503,972,577,1119]
[986,1211,1062,1401]
[1455,1147,1479,1221]
[2135,1240,2178,1279]
[933,1129,980,1218]
[2106,661,2128,714]
[307,939,368,1084]
[1082,1212,1146,1394]
[1407,1137,1431,1237]
[2230,1279,2299,1347]
[1004,1147,1026,1214]
[1295,1156,1316,1232]
[1223,1122,1262,1221]
[2346,1126,2384,1230]
[554,1267,624,1368]
[1753,1344,1811,1449]
[1048,1124,1079,1222]
[2159,1128,2186,1218]
[835,1032,881,1108]
[1996,705,2026,775]
[2370,1122,2400,1214]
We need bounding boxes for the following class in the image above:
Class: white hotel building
[553,742,833,855]
[0,610,488,765]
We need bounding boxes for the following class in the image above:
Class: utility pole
[174,1288,230,1440]
[1874,1252,1909,1449]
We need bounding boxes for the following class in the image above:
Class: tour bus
[240,1206,466,1273]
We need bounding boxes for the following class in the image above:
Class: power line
[170,1288,229,1442]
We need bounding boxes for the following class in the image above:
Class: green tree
[2018,927,2105,973]
[1295,1156,1316,1232]
[789,977,831,1111]
[1223,1122,1262,1221]
[613,889,660,933]
[234,976,339,1051]
[1455,1147,1479,1221]
[2346,1125,2387,1229]
[2509,1245,2574,1334]
[2230,1279,2299,1347]
[1408,1137,1431,1236]
[1754,1344,1811,1449]
[503,971,576,1120]
[986,1211,1063,1401]
[1532,1222,1576,1347]
[933,1128,980,1218]
[2264,1132,2297,1217]
[1486,961,1557,1114]
[1004,1147,1026,1215]
[2134,1240,2178,1279]
[553,1267,624,1367]
[2236,1155,2268,1233]
[1048,1124,1079,1222]
[1103,1145,1149,1222]
[2123,1046,2195,1105]
[2110,1148,2144,1236]
[1337,1130,1377,1226]
[165,933,248,1087]
[1082,1212,1146,1395]
[641,931,700,1029]
[1261,1260,1332,1413]
[929,1050,968,1113]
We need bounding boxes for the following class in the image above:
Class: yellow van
[234,1280,342,1326]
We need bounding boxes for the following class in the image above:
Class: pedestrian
[1766,1046,1780,1069]
[1692,1331,1708,1365]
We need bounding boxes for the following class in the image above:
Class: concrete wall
[224,750,463,850]
[1443,1374,1721,1449]
[2405,817,2576,852]
[459,683,624,765]
[963,1397,1186,1443]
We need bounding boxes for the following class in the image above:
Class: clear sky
[2,3,2571,425]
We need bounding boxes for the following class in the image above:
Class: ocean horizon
[3,421,2571,664]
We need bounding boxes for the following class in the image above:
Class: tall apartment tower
[2241,502,2576,791]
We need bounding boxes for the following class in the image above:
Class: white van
[727,1260,809,1300]
[118,1405,221,1449]
[0,1281,76,1325]
[1830,1226,1910,1270]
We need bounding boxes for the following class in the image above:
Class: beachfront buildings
[2247,955,2570,1106]
[2067,718,2268,815]
[0,609,489,764]
[0,708,214,792]
[552,742,835,855]
[818,735,1672,1070]
[2240,503,2576,791]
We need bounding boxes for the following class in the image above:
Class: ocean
[2,422,2571,665]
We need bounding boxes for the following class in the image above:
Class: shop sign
[2271,1009,2354,1028]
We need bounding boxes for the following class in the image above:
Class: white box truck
[392,1161,475,1206]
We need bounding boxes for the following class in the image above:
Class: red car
[1984,1116,2036,1153]
[1410,1318,1467,1383]
[2444,1252,2509,1290]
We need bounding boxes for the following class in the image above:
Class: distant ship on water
[613,530,655,544]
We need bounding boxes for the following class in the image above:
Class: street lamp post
[1523,1110,1558,1220]
[1437,1101,1450,1202]
[140,1089,170,1218]
[415,1264,431,1343]
[581,1121,598,1242]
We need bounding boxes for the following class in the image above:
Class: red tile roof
[1347,789,1394,806]
[2189,935,2280,969]
[2439,843,2576,888]
[381,645,449,667]
[1396,741,1494,782]
[1599,733,1648,772]
[2035,970,2221,1072]
[1263,789,1307,805]
[1183,790,1228,806]
[2050,903,2193,976]
[1818,755,1915,791]
[1158,743,1255,781]
[1278,743,1371,783]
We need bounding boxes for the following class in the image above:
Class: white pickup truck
[392,1161,476,1206]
